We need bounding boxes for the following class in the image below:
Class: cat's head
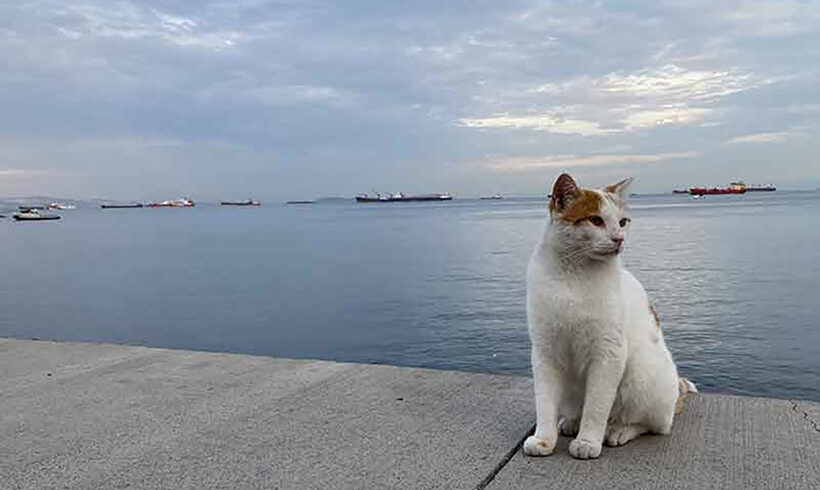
[548,173,633,263]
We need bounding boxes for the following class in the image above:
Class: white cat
[522,173,695,460]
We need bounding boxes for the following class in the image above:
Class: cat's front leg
[523,349,562,456]
[570,350,625,460]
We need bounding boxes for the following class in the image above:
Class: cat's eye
[619,217,630,227]
[588,216,605,227]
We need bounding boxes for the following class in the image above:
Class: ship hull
[14,214,61,221]
[356,195,452,203]
[689,188,747,196]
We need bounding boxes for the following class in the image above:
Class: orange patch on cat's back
[649,303,661,331]
[557,189,603,223]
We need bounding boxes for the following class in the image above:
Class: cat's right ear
[550,173,578,212]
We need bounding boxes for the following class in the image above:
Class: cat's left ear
[604,177,633,200]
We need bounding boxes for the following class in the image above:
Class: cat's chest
[539,277,622,321]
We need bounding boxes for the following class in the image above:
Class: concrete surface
[489,394,820,490]
[1,338,818,489]
[0,338,533,489]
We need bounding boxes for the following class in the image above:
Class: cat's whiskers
[557,245,599,268]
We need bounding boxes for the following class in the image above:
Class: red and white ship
[689,182,747,196]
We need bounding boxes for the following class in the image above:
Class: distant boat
[672,189,688,194]
[286,200,316,205]
[18,205,46,212]
[355,192,453,203]
[746,185,776,192]
[221,200,261,206]
[13,210,61,221]
[101,203,144,209]
[689,182,747,196]
[48,202,75,210]
[147,198,195,208]
[479,194,503,200]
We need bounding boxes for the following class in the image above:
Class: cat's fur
[522,173,695,460]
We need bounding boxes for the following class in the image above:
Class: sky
[1,0,820,200]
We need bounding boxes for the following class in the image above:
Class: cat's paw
[568,438,602,459]
[604,424,646,447]
[522,435,555,457]
[560,418,579,437]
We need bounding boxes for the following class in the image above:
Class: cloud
[485,151,702,172]
[620,106,712,130]
[536,64,764,102]
[720,1,820,37]
[0,168,47,178]
[247,85,356,106]
[724,132,791,144]
[45,1,244,50]
[459,64,770,136]
[457,114,617,136]
[783,104,820,114]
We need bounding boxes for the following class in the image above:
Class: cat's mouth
[599,245,622,256]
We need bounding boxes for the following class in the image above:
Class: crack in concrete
[789,400,820,433]
[475,423,535,489]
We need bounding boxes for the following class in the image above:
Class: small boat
[48,202,76,210]
[746,185,776,192]
[101,203,144,209]
[221,200,261,206]
[479,194,503,200]
[355,192,453,203]
[672,189,688,194]
[286,200,316,205]
[13,210,61,221]
[147,198,195,208]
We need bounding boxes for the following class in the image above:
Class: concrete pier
[1,338,818,489]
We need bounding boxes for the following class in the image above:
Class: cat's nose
[611,237,624,245]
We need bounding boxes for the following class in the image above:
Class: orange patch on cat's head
[556,190,603,224]
[549,173,603,224]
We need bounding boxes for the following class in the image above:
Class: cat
[522,173,695,460]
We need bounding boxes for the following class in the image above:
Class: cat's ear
[550,173,578,212]
[604,177,633,200]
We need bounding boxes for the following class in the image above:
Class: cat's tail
[675,377,698,415]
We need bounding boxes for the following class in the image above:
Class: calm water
[2,192,819,401]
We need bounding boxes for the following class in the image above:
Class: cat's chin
[588,249,621,262]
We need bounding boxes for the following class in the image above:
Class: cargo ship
[746,185,776,192]
[101,203,143,209]
[689,182,747,196]
[221,200,261,206]
[355,192,453,203]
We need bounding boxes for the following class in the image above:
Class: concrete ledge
[490,394,820,489]
[0,338,533,489]
[1,338,818,489]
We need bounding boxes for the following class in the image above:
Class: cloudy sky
[2,0,819,200]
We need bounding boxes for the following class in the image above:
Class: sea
[2,191,819,402]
